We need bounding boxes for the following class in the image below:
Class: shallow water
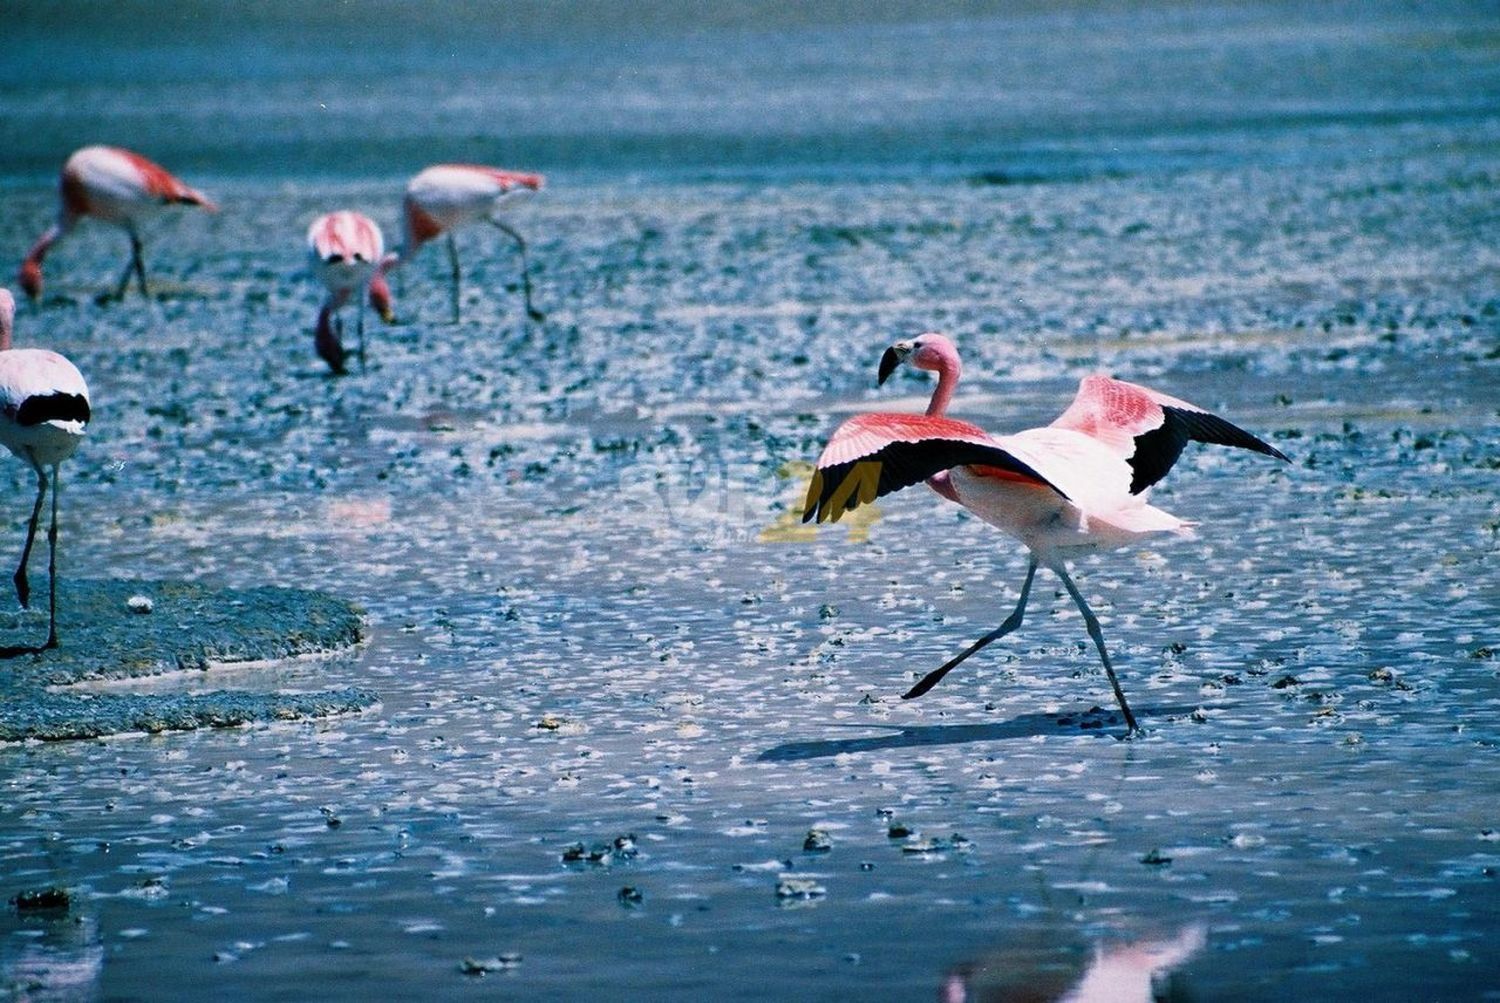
[2,2,1499,1000]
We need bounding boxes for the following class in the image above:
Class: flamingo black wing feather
[1128,406,1288,494]
[803,436,1064,524]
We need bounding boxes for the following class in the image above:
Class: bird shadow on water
[756,705,1198,763]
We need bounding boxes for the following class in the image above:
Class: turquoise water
[1,2,1498,1000]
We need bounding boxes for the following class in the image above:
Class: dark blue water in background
[4,0,1497,183]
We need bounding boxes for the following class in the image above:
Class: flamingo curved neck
[926,360,959,417]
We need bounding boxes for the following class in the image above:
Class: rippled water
[2,2,1498,1000]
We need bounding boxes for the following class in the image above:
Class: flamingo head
[18,259,43,301]
[878,332,956,385]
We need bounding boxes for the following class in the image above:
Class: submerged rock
[775,875,826,900]
[803,828,833,852]
[11,886,70,912]
[0,579,371,742]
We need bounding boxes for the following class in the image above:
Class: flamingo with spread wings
[803,332,1288,735]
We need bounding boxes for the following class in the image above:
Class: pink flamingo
[19,145,217,303]
[0,289,90,651]
[390,164,545,322]
[306,211,395,374]
[803,333,1288,735]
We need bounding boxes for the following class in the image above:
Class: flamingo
[19,145,217,304]
[803,333,1288,736]
[390,163,545,322]
[306,211,395,374]
[0,288,90,651]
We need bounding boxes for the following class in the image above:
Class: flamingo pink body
[390,164,546,321]
[306,211,394,373]
[0,288,91,650]
[19,146,217,302]
[805,332,1288,733]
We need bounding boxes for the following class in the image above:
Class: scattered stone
[536,715,564,731]
[803,828,833,852]
[887,823,913,839]
[461,953,522,975]
[617,886,644,906]
[562,834,639,865]
[775,875,826,900]
[121,877,169,901]
[901,833,971,855]
[1271,675,1302,689]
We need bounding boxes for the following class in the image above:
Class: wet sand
[2,2,1499,999]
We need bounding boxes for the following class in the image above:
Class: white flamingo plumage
[306,211,395,374]
[0,288,90,651]
[804,332,1288,735]
[19,145,216,303]
[389,163,545,322]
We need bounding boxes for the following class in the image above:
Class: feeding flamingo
[803,332,1288,735]
[306,211,395,374]
[19,145,217,304]
[0,288,90,651]
[390,163,545,322]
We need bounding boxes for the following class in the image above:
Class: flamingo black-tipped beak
[877,345,908,386]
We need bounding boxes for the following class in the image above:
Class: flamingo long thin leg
[1053,563,1140,736]
[446,232,462,323]
[112,248,136,302]
[44,464,60,649]
[490,219,543,321]
[355,296,367,373]
[903,557,1038,700]
[112,227,149,301]
[130,227,150,297]
[13,465,48,610]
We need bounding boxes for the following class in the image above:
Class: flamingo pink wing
[803,413,1065,524]
[1052,375,1287,493]
[114,148,216,209]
